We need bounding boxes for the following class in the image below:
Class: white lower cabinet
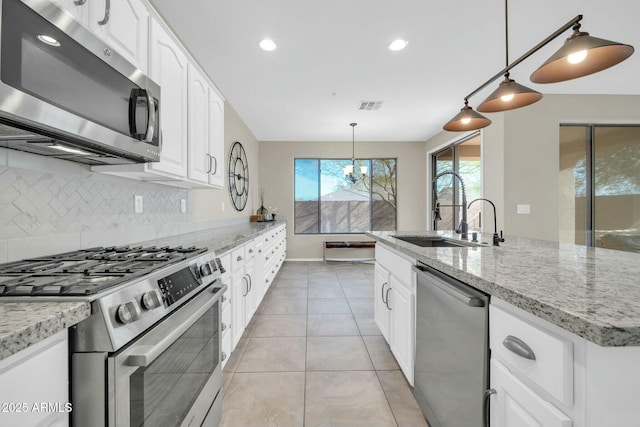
[491,359,572,427]
[0,330,70,427]
[374,244,415,385]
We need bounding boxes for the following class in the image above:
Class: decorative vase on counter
[256,205,267,220]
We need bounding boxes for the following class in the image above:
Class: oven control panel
[157,266,201,307]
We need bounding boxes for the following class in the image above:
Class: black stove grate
[0,245,207,296]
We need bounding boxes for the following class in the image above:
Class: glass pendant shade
[443,104,492,132]
[344,164,354,175]
[530,30,634,83]
[360,165,368,175]
[477,76,542,112]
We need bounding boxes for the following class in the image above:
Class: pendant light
[344,123,367,183]
[442,10,633,131]
[477,0,542,113]
[443,100,491,132]
[530,23,634,83]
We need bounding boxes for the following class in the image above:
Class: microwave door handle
[98,0,111,25]
[143,89,157,143]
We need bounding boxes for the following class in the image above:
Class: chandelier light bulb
[461,117,472,125]
[567,49,587,64]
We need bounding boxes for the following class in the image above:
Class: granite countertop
[140,219,286,254]
[0,302,90,361]
[367,230,640,347]
[0,220,285,361]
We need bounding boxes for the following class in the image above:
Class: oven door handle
[126,285,225,367]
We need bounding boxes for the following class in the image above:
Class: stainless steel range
[0,245,226,427]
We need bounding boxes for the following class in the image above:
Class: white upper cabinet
[51,0,148,72]
[88,0,149,72]
[148,19,188,178]
[187,64,224,188]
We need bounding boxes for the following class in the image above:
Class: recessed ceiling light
[389,39,408,51]
[259,39,277,51]
[37,34,60,47]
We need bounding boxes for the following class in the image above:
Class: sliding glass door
[559,125,640,253]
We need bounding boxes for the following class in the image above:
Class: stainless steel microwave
[0,0,161,165]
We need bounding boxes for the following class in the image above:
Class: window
[431,133,482,231]
[294,158,397,234]
[559,124,640,253]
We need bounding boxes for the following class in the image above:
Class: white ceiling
[149,0,640,143]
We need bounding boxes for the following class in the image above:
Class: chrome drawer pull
[503,335,536,360]
[221,351,227,361]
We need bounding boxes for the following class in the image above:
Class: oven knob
[200,262,213,277]
[141,290,162,310]
[116,301,140,324]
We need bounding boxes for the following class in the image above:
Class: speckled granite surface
[367,230,640,347]
[0,302,90,361]
[137,220,286,255]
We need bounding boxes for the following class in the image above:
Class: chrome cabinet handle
[237,256,243,262]
[381,282,388,303]
[247,274,252,292]
[222,295,227,303]
[258,249,262,253]
[98,0,110,25]
[206,153,213,173]
[385,288,392,310]
[249,249,254,254]
[211,156,218,175]
[503,335,536,360]
[483,388,496,427]
[221,322,227,331]
[241,276,248,297]
[221,351,227,361]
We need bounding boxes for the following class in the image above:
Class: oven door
[0,0,161,162]
[110,286,222,427]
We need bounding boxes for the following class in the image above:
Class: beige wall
[259,140,427,259]
[426,94,640,241]
[192,103,261,220]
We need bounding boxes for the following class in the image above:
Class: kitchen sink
[393,235,477,248]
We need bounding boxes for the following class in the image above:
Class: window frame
[293,157,398,235]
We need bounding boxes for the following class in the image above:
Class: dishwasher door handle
[413,265,486,307]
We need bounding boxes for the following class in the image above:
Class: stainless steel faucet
[468,198,505,246]
[433,171,468,239]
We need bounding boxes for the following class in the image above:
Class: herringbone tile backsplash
[0,166,189,239]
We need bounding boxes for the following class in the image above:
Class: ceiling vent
[358,101,383,111]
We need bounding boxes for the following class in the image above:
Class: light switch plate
[180,199,186,213]
[517,204,531,214]
[134,195,143,214]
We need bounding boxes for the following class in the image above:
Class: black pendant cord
[504,0,509,69]
[463,14,583,103]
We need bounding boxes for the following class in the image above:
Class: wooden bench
[323,241,376,264]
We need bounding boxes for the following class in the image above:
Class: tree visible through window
[294,158,397,234]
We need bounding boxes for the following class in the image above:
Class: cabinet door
[231,272,246,349]
[389,277,414,385]
[149,20,188,178]
[89,0,149,71]
[50,0,88,24]
[208,88,225,187]
[491,360,572,427]
[187,64,212,184]
[374,264,391,341]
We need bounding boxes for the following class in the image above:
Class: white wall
[259,140,427,259]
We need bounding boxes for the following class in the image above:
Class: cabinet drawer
[375,244,414,287]
[231,245,245,273]
[490,305,573,406]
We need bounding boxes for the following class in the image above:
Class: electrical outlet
[517,204,530,214]
[221,202,225,212]
[180,199,186,213]
[134,195,143,213]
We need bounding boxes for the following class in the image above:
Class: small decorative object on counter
[256,187,267,220]
[250,215,261,222]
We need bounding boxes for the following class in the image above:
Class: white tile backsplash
[7,233,81,261]
[0,240,7,263]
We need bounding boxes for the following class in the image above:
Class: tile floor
[221,261,429,427]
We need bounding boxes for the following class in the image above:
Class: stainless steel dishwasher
[412,263,491,427]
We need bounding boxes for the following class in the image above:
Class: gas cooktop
[0,246,207,296]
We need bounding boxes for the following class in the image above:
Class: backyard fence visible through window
[294,158,397,234]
